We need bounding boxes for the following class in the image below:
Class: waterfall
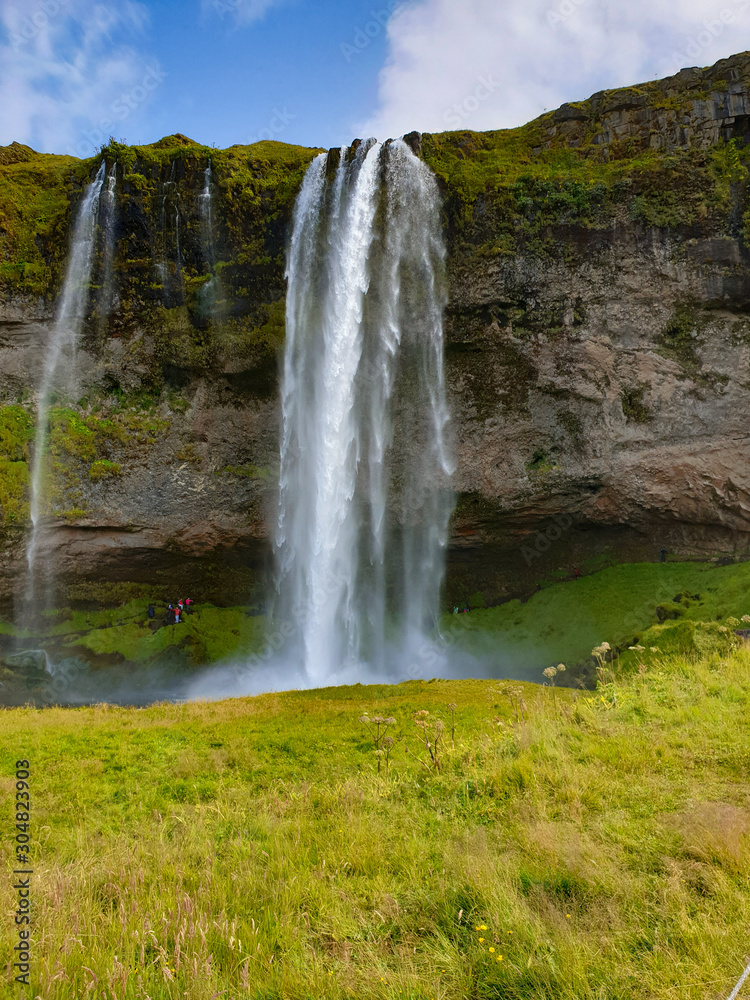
[201,161,213,247]
[25,161,107,593]
[97,162,117,324]
[157,163,180,301]
[275,139,454,686]
[199,161,220,320]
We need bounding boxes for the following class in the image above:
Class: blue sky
[2,0,750,157]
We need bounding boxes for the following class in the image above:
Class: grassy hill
[0,644,748,998]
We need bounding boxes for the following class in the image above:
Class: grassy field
[1,642,749,998]
[444,559,750,674]
[5,559,750,687]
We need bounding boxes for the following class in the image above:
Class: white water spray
[275,139,454,686]
[26,162,107,590]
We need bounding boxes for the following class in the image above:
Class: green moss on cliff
[88,459,121,480]
[0,404,32,523]
[42,601,267,666]
[423,130,750,243]
[443,559,750,673]
[621,384,651,423]
[43,405,169,517]
[421,56,750,246]
[0,149,92,299]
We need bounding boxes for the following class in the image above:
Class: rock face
[444,228,750,602]
[4,55,750,610]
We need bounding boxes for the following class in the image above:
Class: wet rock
[3,649,48,674]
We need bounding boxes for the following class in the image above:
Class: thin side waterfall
[199,161,221,320]
[275,139,454,686]
[25,161,107,601]
[97,162,117,325]
[201,161,213,245]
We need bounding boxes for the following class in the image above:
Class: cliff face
[4,56,750,609]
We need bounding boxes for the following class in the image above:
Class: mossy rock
[621,619,739,671]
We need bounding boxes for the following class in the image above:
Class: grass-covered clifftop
[421,51,750,250]
[0,132,320,306]
[0,648,747,998]
[3,52,750,306]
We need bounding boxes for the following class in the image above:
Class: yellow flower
[497,955,503,961]
[566,913,571,918]
[489,946,495,953]
[478,937,484,943]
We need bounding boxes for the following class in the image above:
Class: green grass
[0,648,748,998]
[4,560,750,676]
[444,560,750,671]
[0,404,32,524]
[32,602,267,667]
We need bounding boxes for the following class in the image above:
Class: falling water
[97,162,117,324]
[199,161,220,320]
[25,161,107,597]
[275,139,454,686]
[201,161,213,246]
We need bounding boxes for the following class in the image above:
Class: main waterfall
[275,139,454,685]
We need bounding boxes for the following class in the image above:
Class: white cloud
[0,0,164,155]
[358,0,750,140]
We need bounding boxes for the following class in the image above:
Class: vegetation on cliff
[421,54,750,250]
[0,646,747,998]
[0,404,32,523]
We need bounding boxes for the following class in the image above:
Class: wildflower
[556,663,566,672]
[566,913,571,918]
[479,937,485,943]
[497,955,503,961]
[489,946,495,953]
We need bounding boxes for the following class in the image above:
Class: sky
[2,0,750,157]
